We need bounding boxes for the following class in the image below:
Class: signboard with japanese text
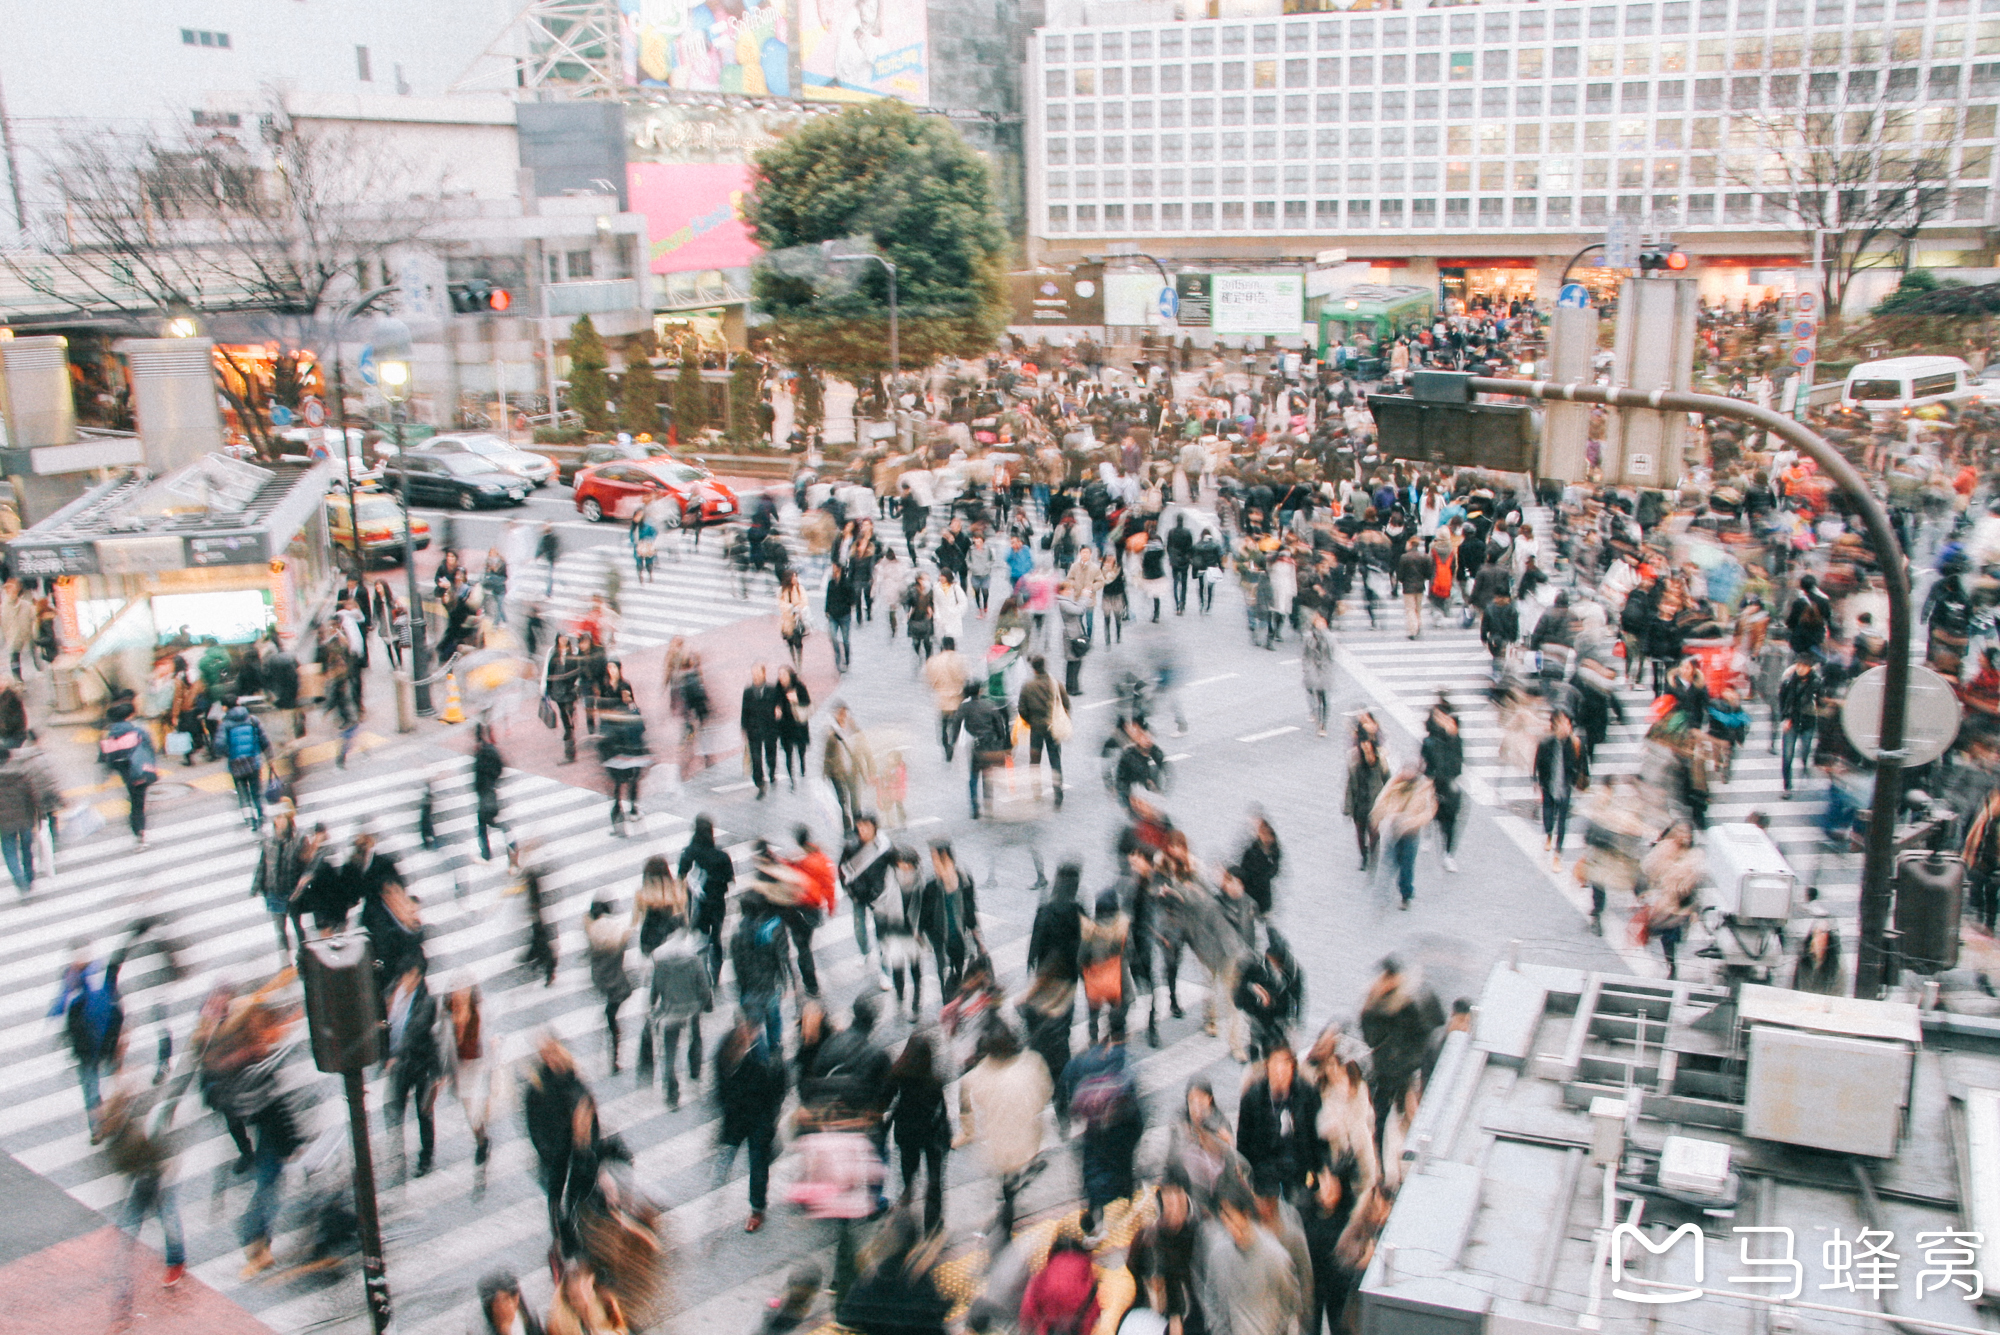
[1210,274,1305,337]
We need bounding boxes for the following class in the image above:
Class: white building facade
[1027,0,2000,310]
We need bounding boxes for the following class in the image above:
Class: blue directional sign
[1556,283,1592,309]
[269,404,294,427]
[357,346,379,387]
[1159,286,1179,320]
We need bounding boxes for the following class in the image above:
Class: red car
[572,459,740,525]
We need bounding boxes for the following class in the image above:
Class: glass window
[1191,132,1216,160]
[1161,65,1184,92]
[1414,88,1440,117]
[1516,123,1543,153]
[1554,46,1580,76]
[1075,69,1096,95]
[1351,19,1375,47]
[1253,23,1277,53]
[1590,4,1619,35]
[1480,123,1507,153]
[1382,53,1407,82]
[1350,92,1375,118]
[1449,51,1475,79]
[1191,28,1214,56]
[1074,34,1096,59]
[1583,159,1610,187]
[1619,157,1647,185]
[1485,50,1511,79]
[1697,39,1725,69]
[1982,21,2000,54]
[1691,116,1719,146]
[1046,35,1066,61]
[1550,122,1577,151]
[1382,90,1408,118]
[1555,8,1582,37]
[1446,160,1472,188]
[1317,20,1341,50]
[1102,33,1124,59]
[1283,23,1307,52]
[1132,31,1153,58]
[1690,154,1718,182]
[1478,160,1505,188]
[1221,97,1245,124]
[1853,30,1883,63]
[1104,103,1125,129]
[1519,49,1546,77]
[1132,67,1155,94]
[1317,57,1340,85]
[1655,159,1682,184]
[1625,45,1651,72]
[1384,16,1408,45]
[1048,105,1068,131]
[1414,124,1440,153]
[1220,201,1244,227]
[1254,60,1277,87]
[1415,52,1441,81]
[1160,99,1184,127]
[1047,138,1069,164]
[1771,34,1801,65]
[1447,124,1472,153]
[1412,198,1438,226]
[1283,58,1307,86]
[1515,161,1541,188]
[1350,127,1374,154]
[1075,137,1098,164]
[1969,105,1998,136]
[1075,103,1097,130]
[1161,30,1184,57]
[1894,28,1922,59]
[1222,62,1245,89]
[1585,120,1611,150]
[1589,44,1616,73]
[1734,37,1763,68]
[1655,119,1684,148]
[1222,25,1247,54]
[1486,11,1513,39]
[1548,159,1577,187]
[1102,68,1125,95]
[1350,55,1375,82]
[1047,70,1066,98]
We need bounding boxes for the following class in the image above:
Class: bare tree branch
[3,95,449,456]
[1726,102,1959,327]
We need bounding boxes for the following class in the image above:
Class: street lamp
[823,246,899,422]
[375,318,432,716]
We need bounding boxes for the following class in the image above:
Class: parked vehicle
[381,453,531,510]
[572,459,739,524]
[325,490,432,565]
[405,432,556,487]
[1841,356,1976,416]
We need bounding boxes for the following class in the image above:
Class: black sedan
[381,452,531,511]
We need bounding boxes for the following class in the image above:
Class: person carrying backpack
[98,700,159,846]
[1060,1012,1144,1236]
[219,698,271,832]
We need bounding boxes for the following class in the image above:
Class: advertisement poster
[1211,274,1304,336]
[1103,272,1164,327]
[627,163,762,273]
[1175,273,1212,327]
[1008,266,1104,325]
[798,0,928,103]
[620,0,790,97]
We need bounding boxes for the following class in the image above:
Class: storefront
[1437,259,1540,312]
[9,456,337,694]
[209,342,328,442]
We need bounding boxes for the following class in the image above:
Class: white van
[1841,355,1976,414]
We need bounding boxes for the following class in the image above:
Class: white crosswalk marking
[0,738,1240,1331]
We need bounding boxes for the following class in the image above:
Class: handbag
[1081,954,1123,1007]
[1069,634,1091,659]
[164,731,193,757]
[1049,694,1073,743]
[263,771,286,804]
[539,695,560,729]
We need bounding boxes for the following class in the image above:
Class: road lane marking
[1238,725,1299,743]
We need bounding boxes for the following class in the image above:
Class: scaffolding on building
[450,0,623,100]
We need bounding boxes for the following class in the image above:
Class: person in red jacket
[1020,1237,1100,1335]
[783,824,838,997]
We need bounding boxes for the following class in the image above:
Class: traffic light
[299,934,382,1073]
[447,281,513,313]
[1637,247,1690,274]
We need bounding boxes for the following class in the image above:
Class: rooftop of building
[1361,964,2000,1335]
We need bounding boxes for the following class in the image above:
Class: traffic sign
[1793,320,1816,341]
[1792,346,1816,367]
[1159,287,1179,320]
[1842,664,1964,768]
[302,396,326,427]
[1777,318,1794,335]
[1556,283,1592,309]
[357,346,379,387]
[269,404,294,428]
[1795,291,1819,316]
[1605,217,1638,269]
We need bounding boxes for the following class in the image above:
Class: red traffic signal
[448,281,513,313]
[488,287,513,311]
[1664,250,1689,270]
[1637,246,1692,274]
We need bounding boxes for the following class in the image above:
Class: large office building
[1025,0,2000,313]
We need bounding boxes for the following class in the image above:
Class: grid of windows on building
[1031,0,2000,237]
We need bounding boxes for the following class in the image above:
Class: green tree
[673,341,708,439]
[566,315,615,435]
[747,101,1009,385]
[619,354,662,435]
[795,364,824,430]
[727,355,765,445]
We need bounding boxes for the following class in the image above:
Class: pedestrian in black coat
[1235,816,1283,915]
[715,1012,788,1231]
[884,1032,952,1232]
[1235,1045,1321,1199]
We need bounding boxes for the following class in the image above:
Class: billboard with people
[797,0,927,103]
[620,0,791,97]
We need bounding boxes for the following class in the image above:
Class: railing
[541,278,644,319]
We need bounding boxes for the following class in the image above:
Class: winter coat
[957,1051,1052,1177]
[586,915,633,1007]
[647,932,712,1027]
[731,908,792,1000]
[0,746,59,834]
[1344,747,1389,824]
[1235,1075,1323,1196]
[715,1032,787,1141]
[252,828,304,914]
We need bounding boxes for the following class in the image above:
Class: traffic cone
[442,672,465,724]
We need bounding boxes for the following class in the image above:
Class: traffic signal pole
[1468,375,1911,996]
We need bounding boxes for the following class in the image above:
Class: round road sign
[1557,283,1592,309]
[1842,663,1963,767]
[302,396,326,427]
[1791,346,1815,367]
[1793,320,1816,340]
[1795,291,1819,315]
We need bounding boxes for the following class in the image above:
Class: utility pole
[1475,374,1911,994]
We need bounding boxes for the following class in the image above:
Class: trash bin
[394,671,416,734]
[50,662,82,714]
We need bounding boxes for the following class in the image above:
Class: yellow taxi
[325,489,432,567]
